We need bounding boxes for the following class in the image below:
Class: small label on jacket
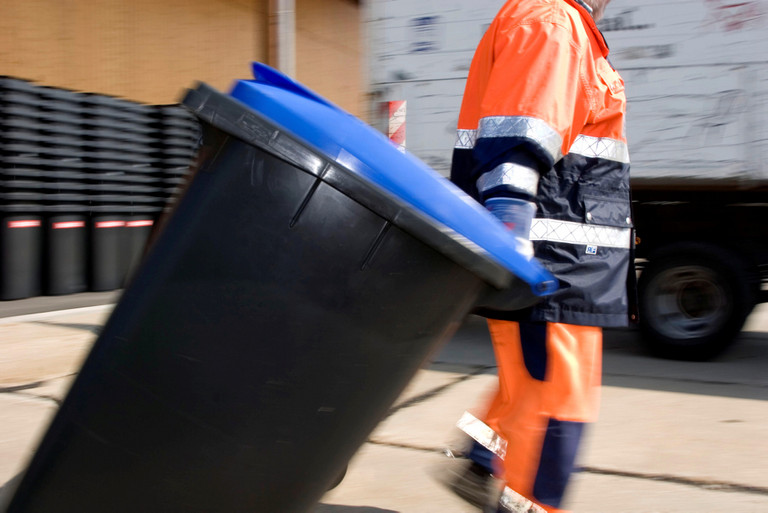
[586,245,598,255]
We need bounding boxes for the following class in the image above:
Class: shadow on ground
[33,321,102,334]
[314,505,397,513]
[434,315,768,402]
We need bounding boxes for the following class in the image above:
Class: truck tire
[637,243,755,361]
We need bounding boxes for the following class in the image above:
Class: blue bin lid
[229,63,556,296]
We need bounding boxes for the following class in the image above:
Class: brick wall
[0,0,363,116]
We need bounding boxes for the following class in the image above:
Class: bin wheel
[638,243,755,361]
[327,464,347,491]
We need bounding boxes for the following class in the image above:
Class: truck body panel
[364,0,768,359]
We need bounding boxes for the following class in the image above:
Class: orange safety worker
[445,0,636,512]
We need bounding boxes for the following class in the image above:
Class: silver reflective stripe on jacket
[476,162,539,197]
[530,219,632,249]
[456,128,629,167]
[568,135,630,163]
[454,129,477,149]
[478,116,563,163]
[456,411,507,459]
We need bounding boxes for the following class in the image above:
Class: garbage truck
[364,0,768,360]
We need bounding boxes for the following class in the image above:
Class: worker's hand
[484,196,536,259]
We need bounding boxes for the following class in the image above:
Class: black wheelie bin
[2,63,557,513]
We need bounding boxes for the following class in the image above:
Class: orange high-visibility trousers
[478,320,602,512]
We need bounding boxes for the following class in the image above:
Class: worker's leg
[448,321,533,508]
[457,320,547,507]
[480,320,602,513]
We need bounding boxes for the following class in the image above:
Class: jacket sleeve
[472,19,592,201]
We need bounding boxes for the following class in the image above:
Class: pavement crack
[603,371,768,389]
[0,389,62,406]
[366,439,441,454]
[0,381,47,394]
[579,466,768,496]
[19,392,62,406]
[0,376,74,406]
[364,441,768,498]
[385,365,496,418]
[32,320,102,335]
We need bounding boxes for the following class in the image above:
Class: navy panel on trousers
[533,418,585,509]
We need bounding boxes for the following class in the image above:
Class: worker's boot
[434,447,500,510]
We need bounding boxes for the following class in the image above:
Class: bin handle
[249,62,338,110]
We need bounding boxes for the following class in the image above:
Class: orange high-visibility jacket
[450,0,635,327]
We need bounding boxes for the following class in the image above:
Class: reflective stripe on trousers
[459,321,602,512]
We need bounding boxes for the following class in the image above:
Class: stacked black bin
[0,79,40,300]
[33,85,90,297]
[81,94,161,291]
[0,78,88,298]
[0,76,201,299]
[155,105,200,213]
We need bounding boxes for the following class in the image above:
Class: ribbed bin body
[0,84,51,288]
[0,213,42,300]
[5,71,554,513]
[6,137,488,512]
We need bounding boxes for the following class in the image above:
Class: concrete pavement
[1,298,767,512]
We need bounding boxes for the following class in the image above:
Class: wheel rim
[644,265,731,341]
